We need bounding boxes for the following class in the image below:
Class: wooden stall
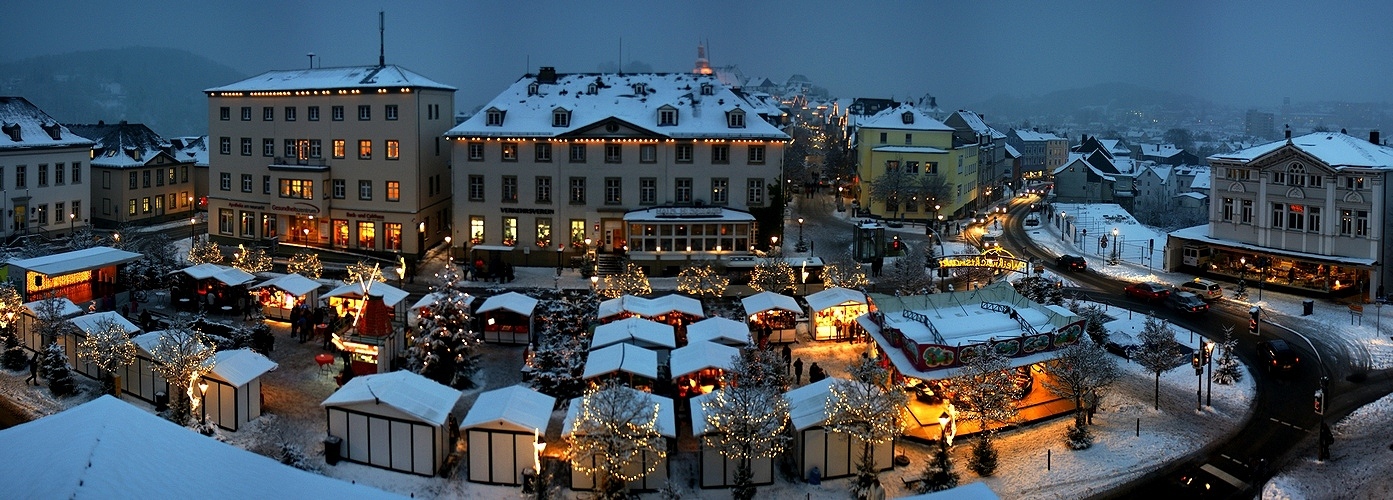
[689,390,775,489]
[67,312,141,380]
[685,317,752,347]
[178,263,256,315]
[581,343,659,390]
[805,287,869,341]
[670,341,740,399]
[476,292,538,345]
[17,297,83,357]
[124,330,184,405]
[321,370,462,477]
[784,378,894,481]
[7,246,140,305]
[198,349,277,432]
[324,281,409,375]
[562,387,676,492]
[740,291,803,344]
[249,274,322,321]
[460,385,555,486]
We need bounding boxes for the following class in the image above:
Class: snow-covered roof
[249,273,321,296]
[131,330,211,357]
[950,110,993,135]
[477,291,538,316]
[446,72,789,141]
[741,291,803,315]
[857,104,953,132]
[1004,143,1020,158]
[685,317,751,346]
[460,385,555,434]
[168,136,209,167]
[805,287,865,312]
[1052,157,1117,182]
[64,122,176,169]
[180,263,256,287]
[591,317,676,350]
[562,388,676,438]
[1138,143,1184,159]
[689,390,720,436]
[1169,224,1377,266]
[621,206,755,222]
[870,145,949,154]
[23,298,82,318]
[69,312,140,336]
[0,97,94,151]
[581,343,660,380]
[206,349,277,387]
[1209,132,1393,169]
[1190,170,1212,190]
[206,64,455,92]
[1176,192,1207,200]
[321,370,462,427]
[670,341,740,379]
[898,481,1001,500]
[1012,129,1063,142]
[783,377,839,430]
[9,247,141,276]
[598,294,704,319]
[0,396,401,499]
[323,281,410,307]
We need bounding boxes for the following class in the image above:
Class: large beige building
[204,65,455,258]
[66,122,198,228]
[445,68,788,271]
[0,97,93,239]
[853,104,976,221]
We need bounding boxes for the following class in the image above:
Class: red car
[1124,282,1171,301]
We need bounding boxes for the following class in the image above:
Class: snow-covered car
[1024,214,1040,227]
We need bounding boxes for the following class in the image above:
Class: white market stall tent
[477,292,539,345]
[460,385,555,486]
[805,287,869,341]
[689,390,775,489]
[741,291,803,343]
[16,297,82,358]
[784,377,894,481]
[0,396,401,499]
[597,294,705,323]
[122,330,187,405]
[670,341,740,399]
[590,317,677,351]
[199,349,278,432]
[321,370,462,476]
[582,343,660,389]
[66,311,141,380]
[250,273,322,321]
[562,388,676,492]
[685,317,751,347]
[8,246,140,304]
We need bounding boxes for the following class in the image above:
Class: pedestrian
[25,352,40,385]
[139,309,153,332]
[289,304,303,336]
[781,344,792,368]
[809,362,824,383]
[297,315,311,343]
[793,357,804,385]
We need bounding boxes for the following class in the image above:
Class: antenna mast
[378,11,385,67]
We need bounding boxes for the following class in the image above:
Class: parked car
[981,235,999,248]
[1124,282,1171,301]
[1179,278,1224,301]
[1165,291,1209,313]
[1257,339,1300,372]
[1056,255,1087,271]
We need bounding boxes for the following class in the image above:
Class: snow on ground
[1262,391,1393,500]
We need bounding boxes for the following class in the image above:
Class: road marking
[1201,463,1249,490]
[1268,417,1306,431]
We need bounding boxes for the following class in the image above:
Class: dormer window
[632,83,647,95]
[587,83,598,95]
[527,82,540,96]
[726,109,746,129]
[902,111,915,124]
[41,122,61,140]
[485,108,506,126]
[2,123,20,142]
[700,83,714,96]
[552,108,571,128]
[658,106,678,126]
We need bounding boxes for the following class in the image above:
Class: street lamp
[938,411,951,447]
[1204,340,1215,407]
[69,212,75,234]
[770,235,779,255]
[796,217,806,252]
[590,275,599,292]
[1111,228,1120,264]
[198,380,210,426]
[556,244,564,276]
[933,204,941,233]
[1059,211,1067,241]
[190,217,198,243]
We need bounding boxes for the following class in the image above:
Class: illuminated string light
[675,264,727,297]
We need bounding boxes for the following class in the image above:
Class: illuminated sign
[937,254,1028,274]
[28,270,93,294]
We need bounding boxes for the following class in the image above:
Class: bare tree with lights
[1133,314,1183,410]
[952,343,1022,476]
[879,245,934,295]
[1042,340,1118,449]
[568,382,668,499]
[601,262,652,298]
[826,353,907,496]
[78,316,138,395]
[231,244,273,274]
[821,254,870,289]
[345,260,388,285]
[0,283,28,371]
[699,348,790,500]
[187,238,224,265]
[676,264,729,297]
[287,252,323,279]
[748,258,796,293]
[149,315,217,425]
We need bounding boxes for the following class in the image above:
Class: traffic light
[1249,306,1261,335]
[1314,389,1325,415]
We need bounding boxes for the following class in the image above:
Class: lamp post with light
[190,217,198,243]
[770,236,779,256]
[556,244,564,276]
[795,217,807,252]
[69,212,75,234]
[1205,340,1215,407]
[1059,211,1067,241]
[1110,228,1119,264]
[198,380,210,426]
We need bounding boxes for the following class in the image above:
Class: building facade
[0,97,93,239]
[944,111,1008,209]
[854,105,975,221]
[445,69,788,269]
[67,122,198,228]
[1007,129,1068,182]
[205,65,455,258]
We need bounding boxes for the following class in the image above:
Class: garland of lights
[700,385,789,462]
[825,357,908,447]
[601,262,652,298]
[187,239,224,265]
[231,244,273,274]
[345,261,387,285]
[287,253,323,279]
[0,283,23,329]
[77,316,136,375]
[676,264,728,297]
[822,260,870,289]
[148,317,217,418]
[748,259,796,293]
[568,383,668,483]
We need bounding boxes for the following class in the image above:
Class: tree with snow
[121,233,179,294]
[149,315,217,425]
[66,225,101,250]
[676,264,728,298]
[1212,326,1243,385]
[77,316,137,395]
[230,244,273,274]
[187,237,224,265]
[951,343,1022,476]
[1133,314,1183,410]
[601,262,652,298]
[568,382,669,499]
[879,245,934,296]
[821,254,870,289]
[529,293,596,400]
[748,258,797,294]
[287,252,323,279]
[406,264,482,389]
[1012,274,1063,305]
[0,282,28,371]
[41,343,77,397]
[916,436,960,493]
[825,353,907,495]
[699,348,791,500]
[1043,340,1118,427]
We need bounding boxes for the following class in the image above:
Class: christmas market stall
[591,317,677,352]
[177,263,257,314]
[249,274,322,321]
[6,246,140,304]
[562,387,676,492]
[685,317,751,347]
[582,343,660,389]
[459,385,555,486]
[124,330,185,405]
[321,370,463,477]
[805,287,869,341]
[66,311,141,380]
[740,291,803,343]
[17,297,82,358]
[198,348,277,432]
[324,281,410,375]
[670,341,740,399]
[784,377,894,481]
[477,292,539,345]
[597,294,705,327]
[690,390,775,489]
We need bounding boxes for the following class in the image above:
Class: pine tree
[916,439,960,493]
[407,265,482,389]
[0,282,26,371]
[1012,275,1063,305]
[1066,299,1112,346]
[41,342,76,397]
[1133,315,1183,410]
[878,246,934,295]
[968,434,999,477]
[1212,326,1243,385]
[1065,421,1094,450]
[1,331,24,371]
[528,293,595,400]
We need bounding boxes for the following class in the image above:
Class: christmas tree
[407,264,482,389]
[41,342,76,397]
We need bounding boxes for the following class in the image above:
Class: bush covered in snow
[1066,421,1094,450]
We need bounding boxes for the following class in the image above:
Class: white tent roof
[8,246,141,276]
[23,298,83,318]
[0,396,401,499]
[591,317,676,350]
[741,291,803,315]
[805,287,866,312]
[206,349,278,387]
[69,311,140,336]
[131,330,211,358]
[685,317,751,346]
[181,263,255,286]
[321,370,461,427]
[323,281,410,307]
[459,385,555,434]
[897,482,1001,500]
[669,341,740,379]
[582,343,659,380]
[477,291,538,316]
[562,387,676,438]
[597,294,704,319]
[409,292,477,311]
[249,273,321,296]
[783,377,840,431]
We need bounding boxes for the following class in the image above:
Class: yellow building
[854,105,976,220]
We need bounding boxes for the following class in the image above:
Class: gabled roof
[805,287,865,312]
[131,330,212,358]
[69,312,140,336]
[591,317,676,350]
[562,387,676,438]
[23,298,82,319]
[0,396,401,499]
[181,263,256,287]
[598,294,704,319]
[686,317,751,346]
[670,341,740,379]
[409,291,476,311]
[1084,150,1121,175]
[321,370,461,427]
[856,104,953,132]
[783,377,839,430]
[741,291,803,315]
[0,97,93,150]
[582,343,660,380]
[206,64,455,92]
[1209,132,1393,169]
[10,247,142,276]
[1012,129,1063,142]
[249,273,321,297]
[1052,157,1117,182]
[323,281,410,307]
[168,136,209,167]
[64,122,179,169]
[477,291,538,316]
[460,385,555,434]
[207,349,277,387]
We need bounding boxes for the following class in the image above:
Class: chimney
[1284,125,1291,139]
[537,66,557,84]
[1371,130,1381,145]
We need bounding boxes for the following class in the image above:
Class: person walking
[793,357,804,385]
[809,362,824,383]
[781,344,792,370]
[25,352,40,385]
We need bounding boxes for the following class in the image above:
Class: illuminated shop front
[805,287,868,341]
[741,291,802,344]
[325,281,409,375]
[249,273,322,321]
[8,246,141,304]
[1167,226,1375,299]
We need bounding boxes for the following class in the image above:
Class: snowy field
[1262,391,1393,499]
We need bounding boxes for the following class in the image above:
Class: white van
[1179,278,1223,301]
[1182,245,1213,268]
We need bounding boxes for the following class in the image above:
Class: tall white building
[445,68,789,272]
[0,97,93,239]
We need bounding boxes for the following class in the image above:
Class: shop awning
[323,281,410,307]
[741,291,803,315]
[805,287,866,312]
[8,246,141,276]
[1169,225,1377,266]
[23,298,82,318]
[477,292,538,317]
[250,273,321,297]
[469,245,517,252]
[582,343,660,380]
[180,264,256,287]
[591,317,676,350]
[598,294,705,319]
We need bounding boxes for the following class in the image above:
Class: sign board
[937,254,1029,274]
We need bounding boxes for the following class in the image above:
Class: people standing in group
[289,304,302,338]
[808,362,825,383]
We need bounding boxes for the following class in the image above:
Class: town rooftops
[857,104,953,132]
[205,64,455,93]
[1012,129,1064,142]
[65,122,176,169]
[1209,132,1393,169]
[0,97,93,150]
